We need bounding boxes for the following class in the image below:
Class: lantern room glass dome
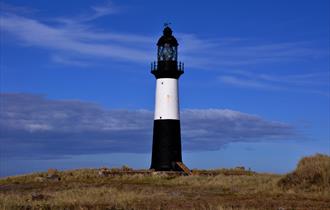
[157,26,178,61]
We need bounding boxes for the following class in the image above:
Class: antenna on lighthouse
[164,22,171,27]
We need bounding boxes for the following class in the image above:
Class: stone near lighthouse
[150,25,186,171]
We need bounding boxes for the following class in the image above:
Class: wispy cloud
[218,70,329,96]
[179,34,328,69]
[1,2,328,68]
[1,2,328,96]
[0,93,295,159]
[55,0,120,24]
[0,14,153,63]
[50,54,91,67]
[0,1,152,64]
[219,75,282,90]
[89,1,119,20]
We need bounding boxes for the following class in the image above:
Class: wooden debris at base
[176,162,192,175]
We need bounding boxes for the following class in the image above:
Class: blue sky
[0,0,329,177]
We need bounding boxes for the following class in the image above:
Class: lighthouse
[150,26,184,171]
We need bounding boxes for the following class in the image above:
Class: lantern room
[151,26,184,79]
[157,26,178,61]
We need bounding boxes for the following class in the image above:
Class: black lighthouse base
[150,119,182,171]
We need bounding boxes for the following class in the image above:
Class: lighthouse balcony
[151,61,184,79]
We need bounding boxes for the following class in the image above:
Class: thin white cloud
[219,75,282,90]
[1,2,328,96]
[89,0,119,20]
[52,0,120,24]
[50,54,90,67]
[218,70,329,96]
[1,6,327,68]
[179,34,328,69]
[0,14,153,63]
[259,72,330,86]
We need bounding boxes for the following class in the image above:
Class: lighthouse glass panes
[158,44,177,61]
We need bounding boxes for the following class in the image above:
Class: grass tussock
[278,153,330,191]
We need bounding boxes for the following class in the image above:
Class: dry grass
[0,186,162,210]
[278,153,330,191]
[1,154,330,210]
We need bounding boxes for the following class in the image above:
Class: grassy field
[0,154,329,210]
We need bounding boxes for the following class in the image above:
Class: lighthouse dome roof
[157,26,178,47]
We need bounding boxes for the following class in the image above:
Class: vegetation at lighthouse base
[0,154,329,210]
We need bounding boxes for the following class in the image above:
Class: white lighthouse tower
[150,26,184,171]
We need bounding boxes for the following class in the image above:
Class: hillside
[0,154,329,210]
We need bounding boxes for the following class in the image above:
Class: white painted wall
[154,78,180,120]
